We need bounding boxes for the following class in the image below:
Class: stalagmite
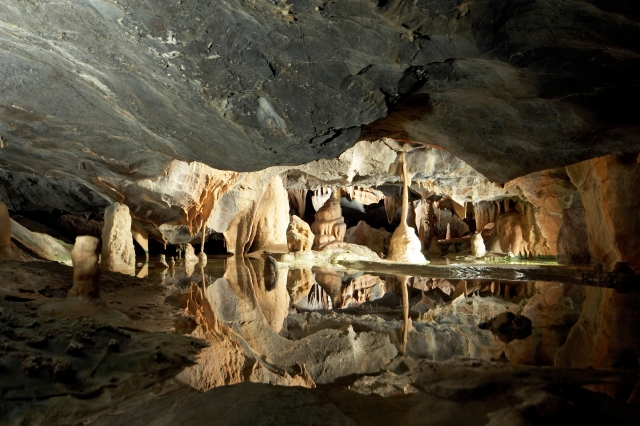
[286,215,314,252]
[427,237,442,256]
[445,223,452,240]
[197,251,207,266]
[155,254,169,268]
[252,175,289,251]
[471,232,486,258]
[168,256,175,267]
[68,236,100,299]
[310,189,346,250]
[184,243,198,262]
[0,202,17,260]
[387,153,427,264]
[398,275,411,355]
[101,202,136,275]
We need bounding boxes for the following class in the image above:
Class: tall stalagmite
[101,202,136,276]
[387,153,427,264]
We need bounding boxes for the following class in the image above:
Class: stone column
[68,236,100,298]
[101,202,136,275]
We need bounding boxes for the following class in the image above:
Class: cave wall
[566,153,640,273]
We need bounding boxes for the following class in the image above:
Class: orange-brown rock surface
[566,154,640,272]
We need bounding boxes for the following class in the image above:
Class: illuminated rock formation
[310,190,346,250]
[101,203,135,275]
[566,154,640,273]
[68,236,100,299]
[197,251,207,266]
[287,188,307,217]
[344,221,391,256]
[286,215,314,252]
[184,243,198,262]
[311,187,332,212]
[387,153,427,264]
[471,233,486,258]
[155,254,169,269]
[251,175,289,252]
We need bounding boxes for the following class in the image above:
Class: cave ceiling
[0,0,639,197]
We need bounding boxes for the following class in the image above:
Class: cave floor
[0,258,639,425]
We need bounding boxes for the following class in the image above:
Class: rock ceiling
[0,0,639,207]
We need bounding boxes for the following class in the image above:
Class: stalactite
[288,188,307,217]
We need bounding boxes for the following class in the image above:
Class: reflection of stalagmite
[0,202,17,260]
[313,268,344,307]
[68,236,100,299]
[387,153,427,264]
[286,215,314,252]
[398,275,411,355]
[310,190,346,250]
[101,202,136,275]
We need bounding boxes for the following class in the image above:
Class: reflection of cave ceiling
[0,1,639,205]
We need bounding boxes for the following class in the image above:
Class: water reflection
[141,257,637,402]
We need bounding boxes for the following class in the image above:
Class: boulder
[287,215,314,252]
[344,220,391,255]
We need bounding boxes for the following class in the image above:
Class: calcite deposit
[310,190,347,250]
[101,203,136,276]
[286,215,314,252]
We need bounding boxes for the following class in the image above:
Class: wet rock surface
[0,257,639,425]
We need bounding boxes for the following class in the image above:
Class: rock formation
[344,221,391,256]
[471,233,486,258]
[68,236,100,299]
[387,153,427,264]
[155,254,169,269]
[184,243,198,262]
[427,236,442,257]
[557,208,591,265]
[286,215,314,252]
[310,190,346,250]
[566,154,640,273]
[287,188,307,218]
[101,203,135,275]
[197,251,207,266]
[251,175,289,252]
